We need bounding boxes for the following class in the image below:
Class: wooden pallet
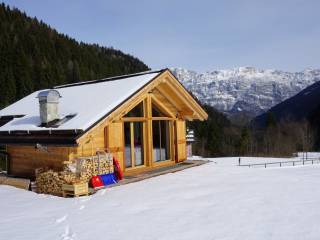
[62,183,89,197]
[1,176,30,190]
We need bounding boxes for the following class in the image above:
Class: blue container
[100,173,117,186]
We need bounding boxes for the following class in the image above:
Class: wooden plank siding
[7,145,74,178]
[176,120,187,162]
[106,122,124,170]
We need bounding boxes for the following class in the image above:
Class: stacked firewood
[35,152,114,196]
[36,170,82,195]
[78,155,114,182]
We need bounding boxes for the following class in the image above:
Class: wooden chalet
[0,69,207,178]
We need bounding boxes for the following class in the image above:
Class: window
[151,103,171,162]
[0,148,8,173]
[124,122,132,168]
[124,102,144,117]
[153,120,171,162]
[122,99,173,168]
[124,122,144,168]
[123,101,145,169]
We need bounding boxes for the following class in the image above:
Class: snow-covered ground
[297,152,320,158]
[1,157,320,240]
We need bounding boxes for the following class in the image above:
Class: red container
[90,175,104,189]
[113,157,123,181]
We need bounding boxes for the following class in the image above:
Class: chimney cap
[37,89,61,103]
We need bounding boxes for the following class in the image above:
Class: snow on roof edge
[54,69,166,89]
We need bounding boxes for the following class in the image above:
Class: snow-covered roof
[0,70,162,132]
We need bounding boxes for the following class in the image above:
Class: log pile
[35,152,114,196]
[77,154,114,182]
[36,170,82,196]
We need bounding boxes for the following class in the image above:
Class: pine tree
[266,112,277,128]
[0,67,16,108]
[0,3,149,109]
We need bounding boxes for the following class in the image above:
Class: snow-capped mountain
[171,67,320,117]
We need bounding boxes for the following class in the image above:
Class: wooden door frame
[121,120,147,172]
[174,120,178,163]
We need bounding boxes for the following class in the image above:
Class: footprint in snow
[60,225,76,240]
[80,196,91,203]
[56,215,68,224]
[100,189,107,196]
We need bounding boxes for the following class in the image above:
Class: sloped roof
[0,70,163,133]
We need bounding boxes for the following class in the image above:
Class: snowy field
[1,157,320,240]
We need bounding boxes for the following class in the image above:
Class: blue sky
[2,0,320,72]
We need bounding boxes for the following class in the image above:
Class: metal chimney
[37,90,61,124]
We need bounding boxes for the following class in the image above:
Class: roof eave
[0,129,82,146]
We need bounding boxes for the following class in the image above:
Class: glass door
[152,120,171,162]
[124,121,144,168]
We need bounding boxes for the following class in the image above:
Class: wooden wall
[7,145,74,178]
[75,124,105,158]
[176,120,187,162]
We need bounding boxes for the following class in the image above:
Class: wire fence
[238,157,320,168]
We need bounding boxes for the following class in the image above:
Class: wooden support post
[146,95,153,167]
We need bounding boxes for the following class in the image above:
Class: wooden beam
[165,71,208,120]
[146,95,153,167]
[130,122,135,168]
[156,84,182,112]
[150,95,175,118]
[157,82,202,120]
[151,117,175,121]
[152,88,179,115]
[122,117,147,122]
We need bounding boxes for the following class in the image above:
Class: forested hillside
[189,105,248,157]
[253,81,320,128]
[250,81,320,154]
[0,3,149,108]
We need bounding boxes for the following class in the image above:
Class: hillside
[0,3,149,109]
[253,81,320,128]
[172,67,320,117]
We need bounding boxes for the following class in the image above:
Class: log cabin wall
[176,120,187,162]
[7,145,75,178]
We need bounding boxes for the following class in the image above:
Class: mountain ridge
[171,67,320,117]
[252,80,320,127]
